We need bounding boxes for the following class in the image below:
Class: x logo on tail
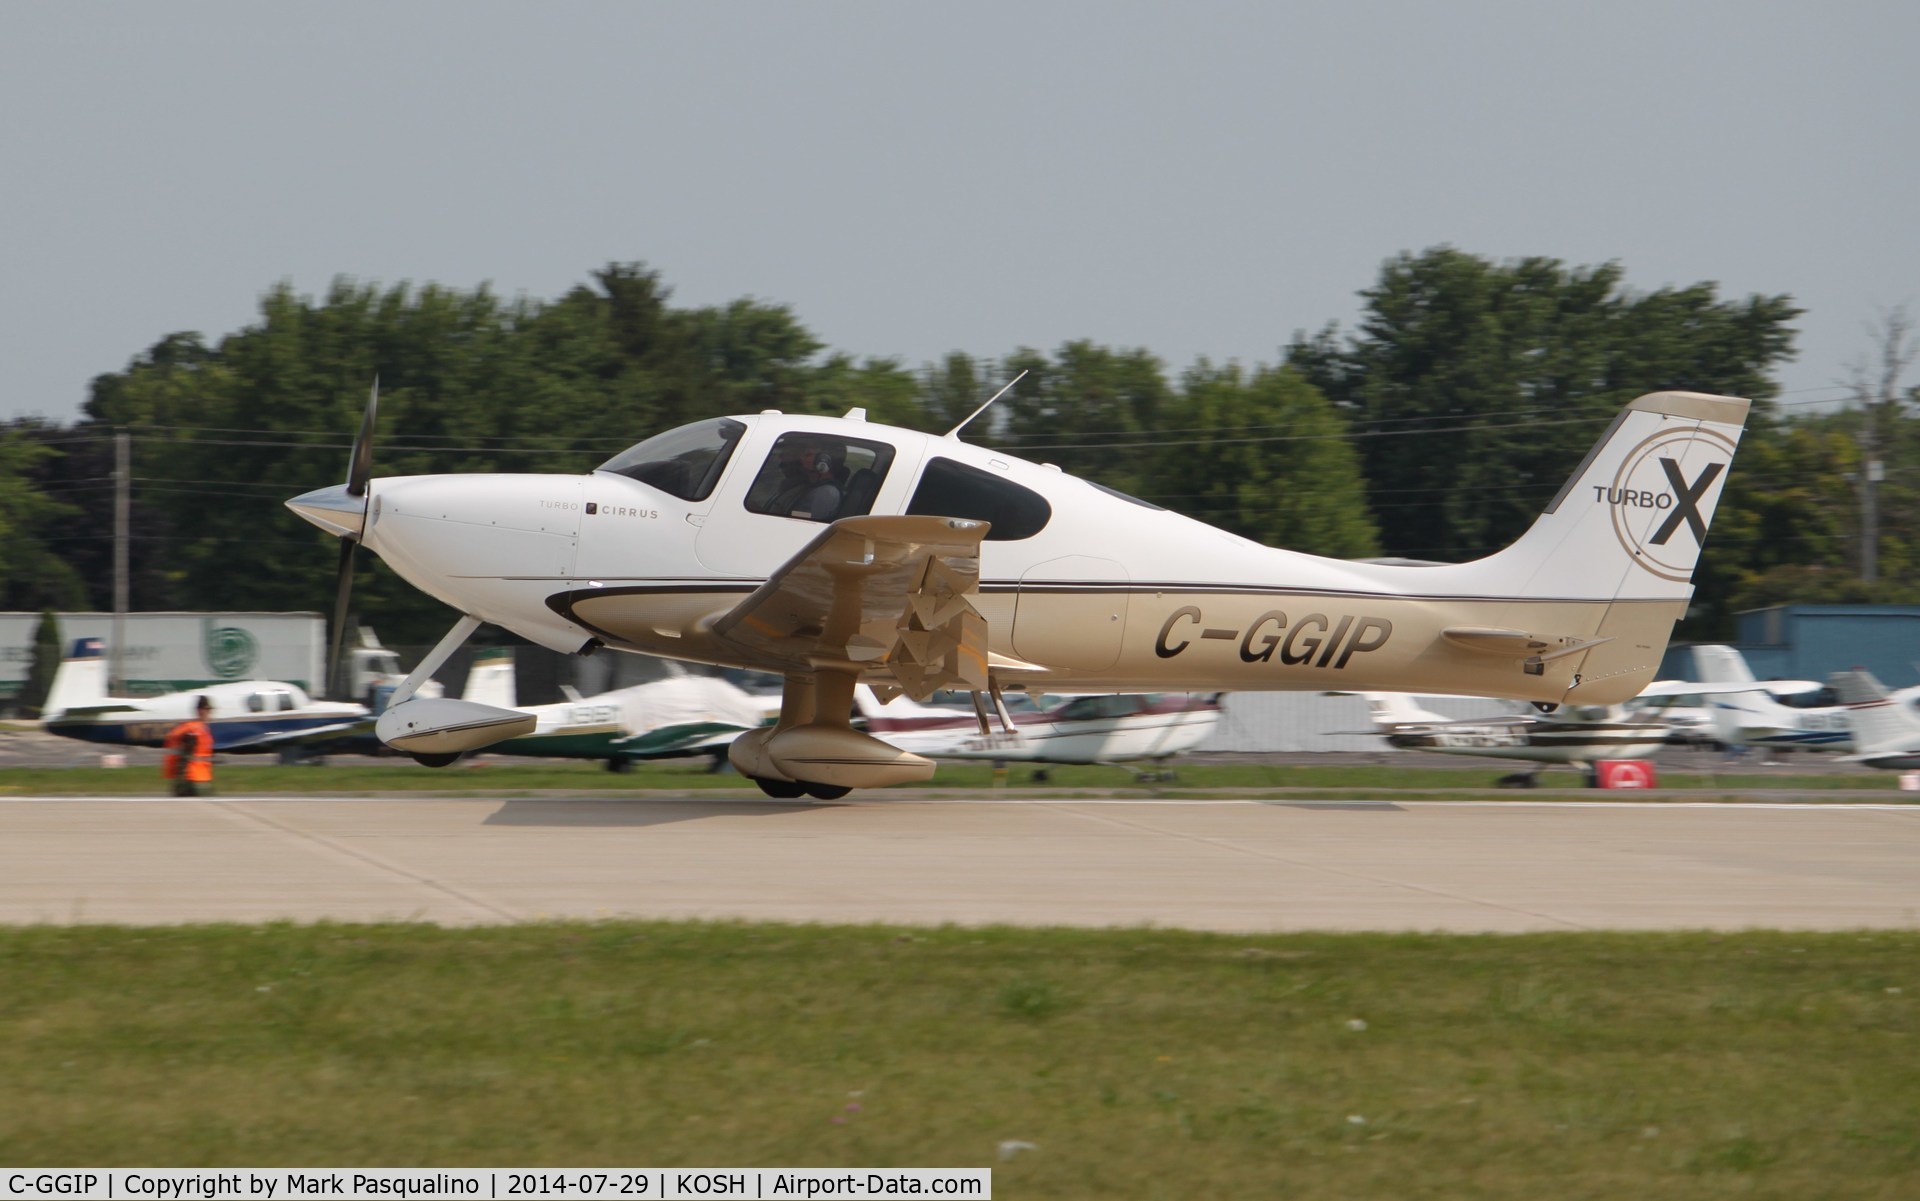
[1649,458,1724,546]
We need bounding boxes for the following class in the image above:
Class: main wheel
[804,783,852,800]
[412,752,460,768]
[750,775,808,799]
[604,757,633,773]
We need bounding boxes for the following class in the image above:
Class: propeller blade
[319,378,381,699]
[327,538,357,701]
[347,377,378,497]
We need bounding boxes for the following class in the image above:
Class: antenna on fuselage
[944,369,1028,440]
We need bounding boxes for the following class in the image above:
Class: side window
[1055,695,1135,721]
[743,433,896,524]
[906,457,1052,540]
[246,693,265,713]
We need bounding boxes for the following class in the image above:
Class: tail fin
[462,647,517,709]
[1692,644,1758,685]
[1361,692,1453,728]
[42,637,109,720]
[1472,391,1749,602]
[853,684,965,732]
[1830,669,1918,755]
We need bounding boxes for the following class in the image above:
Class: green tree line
[2,249,1911,646]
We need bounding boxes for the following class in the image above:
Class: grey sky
[3,1,1914,424]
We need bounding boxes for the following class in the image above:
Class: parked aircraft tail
[41,638,110,720]
[1830,669,1918,756]
[1361,692,1455,728]
[1692,644,1758,685]
[462,647,517,709]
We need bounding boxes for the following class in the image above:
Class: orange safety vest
[162,719,215,783]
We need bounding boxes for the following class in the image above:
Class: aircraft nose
[286,483,367,539]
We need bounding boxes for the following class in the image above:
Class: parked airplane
[1353,692,1670,785]
[287,384,1749,797]
[446,648,772,770]
[854,685,1221,776]
[1830,669,1920,769]
[40,637,369,752]
[1620,646,1835,751]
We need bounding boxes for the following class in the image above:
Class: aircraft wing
[710,514,991,701]
[221,718,377,751]
[1374,715,1536,733]
[611,720,755,759]
[44,703,144,719]
[1635,680,1774,698]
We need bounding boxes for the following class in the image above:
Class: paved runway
[2,793,1917,931]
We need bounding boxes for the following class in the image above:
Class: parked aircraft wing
[711,514,990,700]
[42,703,143,719]
[610,720,756,758]
[222,718,376,751]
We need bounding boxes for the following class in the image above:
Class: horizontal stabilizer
[1443,627,1612,665]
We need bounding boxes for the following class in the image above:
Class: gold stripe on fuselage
[559,585,1686,706]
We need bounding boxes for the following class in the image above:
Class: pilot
[771,437,844,522]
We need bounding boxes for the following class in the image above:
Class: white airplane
[853,685,1221,775]
[39,637,369,752]
[1620,646,1832,750]
[447,648,772,771]
[286,384,1749,798]
[1829,669,1920,770]
[1352,692,1670,785]
[1676,642,1848,752]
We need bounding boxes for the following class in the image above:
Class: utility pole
[112,429,129,694]
[1852,305,1917,588]
[1860,418,1880,585]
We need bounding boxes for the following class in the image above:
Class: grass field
[0,759,1907,797]
[1,924,1914,1198]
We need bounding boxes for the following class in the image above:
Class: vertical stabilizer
[1692,645,1758,684]
[1830,669,1919,755]
[462,647,518,709]
[42,637,110,720]
[1362,692,1455,728]
[1471,392,1750,602]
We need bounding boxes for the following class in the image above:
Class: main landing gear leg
[729,668,931,799]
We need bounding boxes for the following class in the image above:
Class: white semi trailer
[0,612,392,702]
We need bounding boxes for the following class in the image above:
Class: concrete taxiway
[1,793,1916,931]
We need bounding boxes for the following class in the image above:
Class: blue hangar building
[1661,605,1920,688]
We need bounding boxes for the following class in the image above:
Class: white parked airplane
[1622,645,1837,750]
[448,648,772,770]
[1353,692,1670,785]
[39,637,369,752]
[1830,669,1920,770]
[287,385,1749,797]
[854,685,1221,775]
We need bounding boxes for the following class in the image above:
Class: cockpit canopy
[596,417,746,502]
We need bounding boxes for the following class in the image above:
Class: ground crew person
[163,696,216,797]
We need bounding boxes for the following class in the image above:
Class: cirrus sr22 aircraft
[288,386,1749,799]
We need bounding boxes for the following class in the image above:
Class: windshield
[596,417,746,502]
